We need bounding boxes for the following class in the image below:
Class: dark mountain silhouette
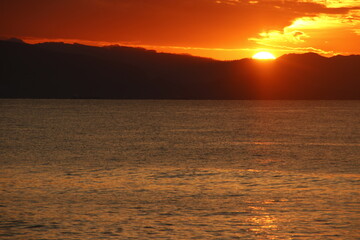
[1,40,359,99]
[3,37,25,44]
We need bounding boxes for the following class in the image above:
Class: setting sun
[252,52,276,60]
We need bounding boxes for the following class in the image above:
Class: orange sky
[0,0,359,60]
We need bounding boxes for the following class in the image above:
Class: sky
[0,0,359,60]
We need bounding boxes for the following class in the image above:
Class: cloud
[250,12,360,56]
[0,0,359,58]
[251,30,309,44]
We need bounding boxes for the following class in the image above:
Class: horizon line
[2,37,358,61]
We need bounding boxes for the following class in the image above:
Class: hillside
[1,40,359,99]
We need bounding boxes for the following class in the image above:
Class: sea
[0,100,359,240]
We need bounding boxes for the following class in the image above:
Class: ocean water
[0,100,359,239]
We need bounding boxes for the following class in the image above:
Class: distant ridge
[3,37,25,44]
[1,40,359,99]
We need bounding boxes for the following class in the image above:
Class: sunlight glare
[252,51,276,60]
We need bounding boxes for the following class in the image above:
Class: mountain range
[1,39,359,99]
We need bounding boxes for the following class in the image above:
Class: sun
[252,51,276,60]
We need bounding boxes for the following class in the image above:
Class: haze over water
[1,100,359,239]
